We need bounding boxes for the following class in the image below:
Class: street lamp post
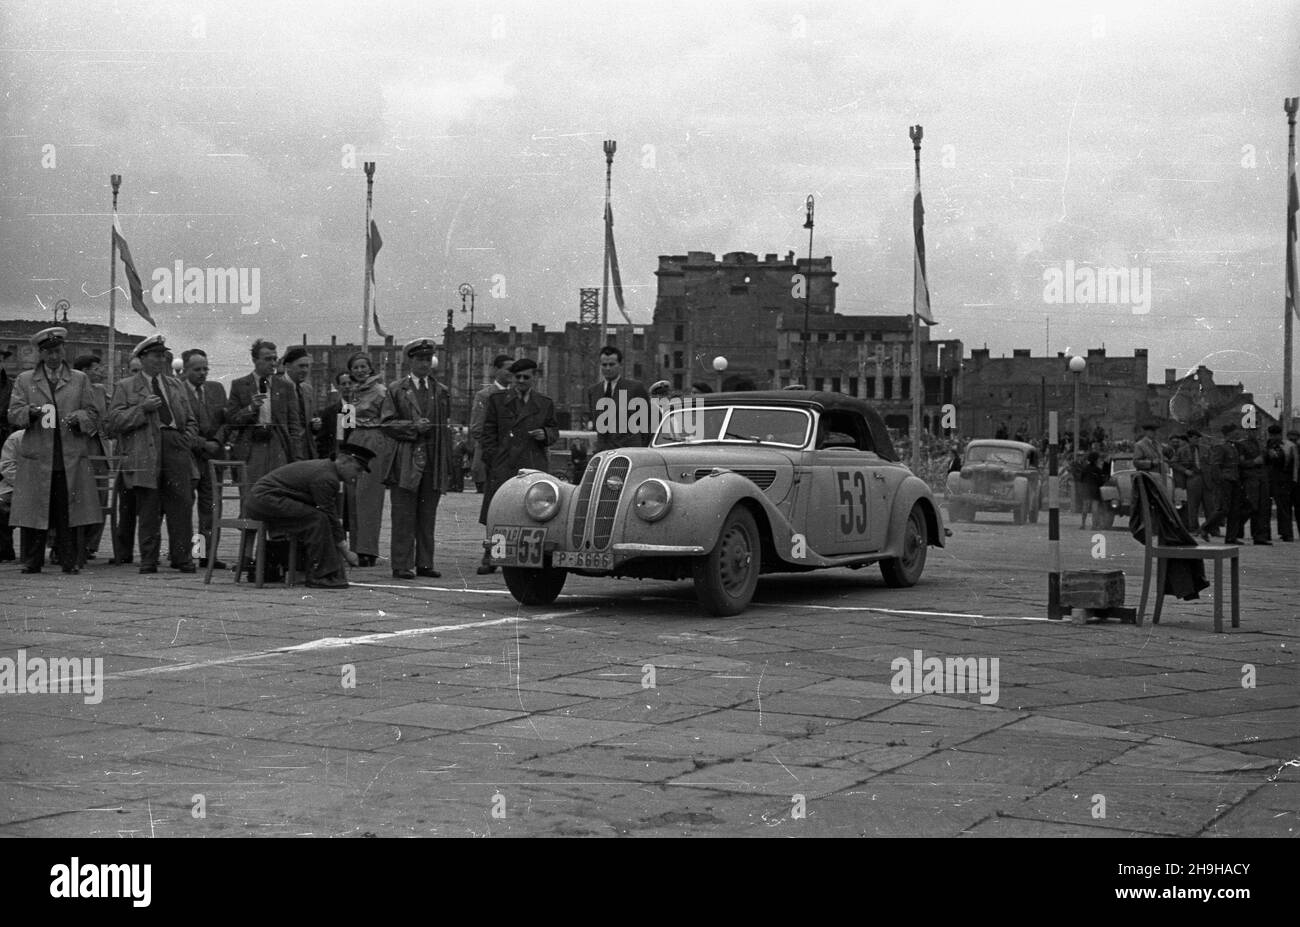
[1068,355,1086,455]
[713,355,728,394]
[800,194,815,386]
[459,283,475,409]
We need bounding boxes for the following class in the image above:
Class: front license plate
[555,550,613,570]
[492,526,546,567]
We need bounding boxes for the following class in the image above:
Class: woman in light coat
[342,353,393,567]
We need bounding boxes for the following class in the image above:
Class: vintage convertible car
[945,439,1042,524]
[485,391,945,616]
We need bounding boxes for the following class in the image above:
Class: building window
[633,363,643,378]
[871,333,883,342]
[673,351,683,368]
[853,332,865,342]
[672,373,683,390]
[632,333,645,350]
[663,354,671,368]
[831,377,842,393]
[866,378,876,399]
[673,325,684,342]
[848,377,858,395]
[835,333,847,342]
[817,333,829,342]
[902,377,911,399]
[780,358,790,368]
[884,379,893,400]
[813,378,825,391]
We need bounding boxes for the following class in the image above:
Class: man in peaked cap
[380,337,454,579]
[5,327,101,573]
[243,443,371,589]
[106,334,201,574]
[1202,422,1244,543]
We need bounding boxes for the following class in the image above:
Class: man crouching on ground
[244,442,374,589]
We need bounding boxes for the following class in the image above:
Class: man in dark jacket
[587,345,650,452]
[477,357,558,573]
[1264,424,1293,542]
[225,339,303,497]
[244,443,372,588]
[179,348,229,568]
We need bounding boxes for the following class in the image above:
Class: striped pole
[1048,410,1062,619]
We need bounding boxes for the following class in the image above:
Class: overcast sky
[2,0,1298,405]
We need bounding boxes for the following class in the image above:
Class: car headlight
[632,478,672,522]
[524,480,561,522]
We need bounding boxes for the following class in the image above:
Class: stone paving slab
[1,492,1295,836]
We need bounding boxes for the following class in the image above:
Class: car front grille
[694,468,777,490]
[570,454,629,551]
[592,457,629,549]
[570,460,598,547]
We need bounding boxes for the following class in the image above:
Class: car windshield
[966,446,1026,467]
[654,405,811,448]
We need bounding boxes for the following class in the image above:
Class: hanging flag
[913,189,934,325]
[605,203,631,323]
[1288,141,1297,320]
[111,224,156,327]
[368,219,389,338]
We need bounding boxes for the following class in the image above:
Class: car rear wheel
[881,504,928,587]
[502,561,568,606]
[692,506,761,616]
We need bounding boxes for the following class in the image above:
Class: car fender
[637,471,796,556]
[485,469,576,531]
[884,475,946,551]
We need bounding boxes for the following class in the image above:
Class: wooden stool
[203,460,298,588]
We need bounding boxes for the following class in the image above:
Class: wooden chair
[86,454,122,560]
[1133,474,1239,631]
[203,460,298,588]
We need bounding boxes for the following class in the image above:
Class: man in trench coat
[5,327,101,573]
[106,334,200,573]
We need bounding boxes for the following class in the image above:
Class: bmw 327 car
[485,391,946,616]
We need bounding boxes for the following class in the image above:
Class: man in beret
[225,339,304,503]
[282,345,319,462]
[1263,424,1294,542]
[480,357,559,569]
[381,338,454,579]
[243,443,370,589]
[106,334,200,574]
[1179,427,1211,534]
[1202,422,1244,543]
[5,328,101,573]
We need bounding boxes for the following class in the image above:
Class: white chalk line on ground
[105,609,592,681]
[350,580,1052,622]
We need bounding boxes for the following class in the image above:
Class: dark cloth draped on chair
[1129,472,1208,600]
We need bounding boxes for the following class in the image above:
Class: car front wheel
[881,504,928,587]
[692,505,761,616]
[502,561,568,606]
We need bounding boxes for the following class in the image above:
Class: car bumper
[948,493,1019,510]
[487,523,705,572]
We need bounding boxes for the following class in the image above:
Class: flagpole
[362,161,375,353]
[601,140,616,348]
[909,125,923,475]
[1284,97,1297,430]
[108,174,121,383]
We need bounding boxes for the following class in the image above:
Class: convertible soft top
[693,390,899,462]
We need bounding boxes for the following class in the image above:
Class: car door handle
[872,472,885,480]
